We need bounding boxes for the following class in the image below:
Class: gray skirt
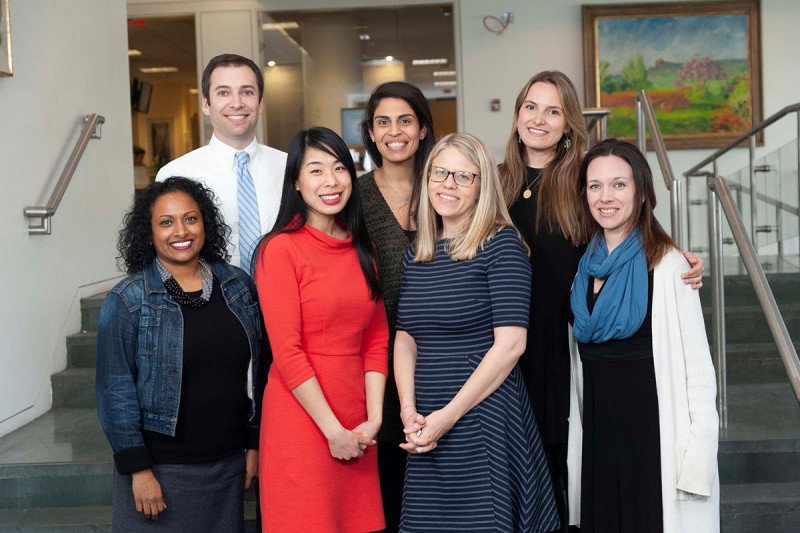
[112,452,245,533]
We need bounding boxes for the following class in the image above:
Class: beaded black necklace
[155,258,213,308]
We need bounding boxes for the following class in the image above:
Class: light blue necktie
[235,151,261,272]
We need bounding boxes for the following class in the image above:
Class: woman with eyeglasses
[567,139,718,532]
[358,81,436,531]
[394,133,560,532]
[255,127,388,532]
[499,71,704,530]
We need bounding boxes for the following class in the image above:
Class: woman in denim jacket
[96,177,265,532]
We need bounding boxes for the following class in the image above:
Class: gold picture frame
[582,1,762,149]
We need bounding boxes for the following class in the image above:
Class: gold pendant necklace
[523,188,532,199]
[522,171,539,200]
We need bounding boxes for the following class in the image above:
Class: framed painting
[582,1,762,149]
[0,0,12,77]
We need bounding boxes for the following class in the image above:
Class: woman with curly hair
[96,177,265,532]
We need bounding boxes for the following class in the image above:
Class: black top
[358,171,414,443]
[508,167,587,446]
[577,270,655,361]
[144,277,251,464]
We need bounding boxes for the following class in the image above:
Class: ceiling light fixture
[261,22,300,30]
[411,58,448,66]
[267,61,276,67]
[140,67,179,74]
[128,49,142,57]
[359,34,371,41]
[433,70,456,77]
[433,80,457,87]
[385,55,394,62]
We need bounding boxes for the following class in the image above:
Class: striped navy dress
[397,227,560,533]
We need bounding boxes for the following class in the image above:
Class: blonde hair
[415,133,524,262]
[499,71,589,245]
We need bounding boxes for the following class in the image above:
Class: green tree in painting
[620,54,648,91]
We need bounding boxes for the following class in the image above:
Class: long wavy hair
[117,177,230,274]
[360,81,436,217]
[415,133,523,262]
[579,139,676,268]
[499,71,589,245]
[255,127,382,300]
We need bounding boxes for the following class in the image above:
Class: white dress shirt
[156,135,287,268]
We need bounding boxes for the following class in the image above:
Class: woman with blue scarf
[566,139,719,532]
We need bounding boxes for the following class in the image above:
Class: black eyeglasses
[428,166,480,186]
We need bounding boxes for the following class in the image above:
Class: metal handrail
[582,108,609,148]
[24,114,105,235]
[705,172,800,429]
[685,103,800,178]
[635,90,684,248]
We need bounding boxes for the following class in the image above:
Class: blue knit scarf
[571,229,648,343]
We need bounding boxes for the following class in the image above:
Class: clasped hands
[399,405,455,454]
[327,419,381,461]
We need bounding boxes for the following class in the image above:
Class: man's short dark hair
[201,53,264,103]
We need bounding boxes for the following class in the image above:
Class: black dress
[508,168,586,446]
[576,271,663,533]
[508,167,586,530]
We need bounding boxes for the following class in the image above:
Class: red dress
[256,224,388,533]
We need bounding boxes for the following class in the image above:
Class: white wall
[458,0,800,247]
[0,0,132,436]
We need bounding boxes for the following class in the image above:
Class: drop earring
[563,137,571,150]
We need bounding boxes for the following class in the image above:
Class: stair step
[703,304,800,344]
[80,293,106,333]
[51,369,95,409]
[726,382,800,438]
[720,482,800,532]
[0,501,258,531]
[720,437,800,484]
[699,273,800,309]
[725,343,796,384]
[66,332,97,369]
[0,462,113,510]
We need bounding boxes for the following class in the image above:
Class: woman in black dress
[499,71,704,530]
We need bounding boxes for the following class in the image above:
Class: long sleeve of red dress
[255,224,388,533]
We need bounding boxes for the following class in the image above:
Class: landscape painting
[582,1,762,149]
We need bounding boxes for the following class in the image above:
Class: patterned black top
[358,170,414,443]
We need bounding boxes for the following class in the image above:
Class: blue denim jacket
[95,259,264,474]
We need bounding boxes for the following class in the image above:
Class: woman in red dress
[255,127,388,532]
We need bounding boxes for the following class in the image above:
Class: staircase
[2,278,800,530]
[706,273,800,532]
[0,293,257,532]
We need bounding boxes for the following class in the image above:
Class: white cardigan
[567,248,720,532]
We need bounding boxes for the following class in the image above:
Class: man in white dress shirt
[156,54,287,269]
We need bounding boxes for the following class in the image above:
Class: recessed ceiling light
[385,55,394,62]
[128,49,142,57]
[433,70,456,77]
[359,34,371,41]
[140,67,179,74]
[267,61,276,67]
[433,80,457,87]
[261,22,300,30]
[412,58,448,66]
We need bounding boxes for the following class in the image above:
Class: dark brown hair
[578,138,676,268]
